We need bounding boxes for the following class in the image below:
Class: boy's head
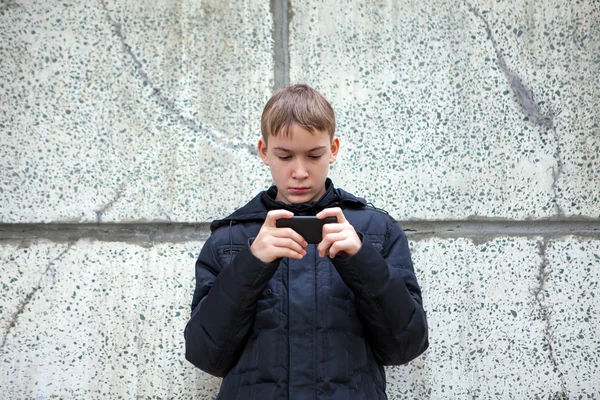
[258,84,340,205]
[260,84,336,143]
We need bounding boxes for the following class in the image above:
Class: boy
[185,84,428,399]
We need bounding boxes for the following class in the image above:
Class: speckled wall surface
[291,0,600,220]
[1,0,273,223]
[2,238,599,398]
[1,0,599,399]
[1,240,222,399]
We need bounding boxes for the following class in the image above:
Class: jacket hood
[209,179,367,232]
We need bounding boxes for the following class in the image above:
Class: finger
[317,240,328,258]
[328,237,353,258]
[317,234,334,258]
[322,231,349,247]
[272,245,306,260]
[271,227,308,248]
[328,242,341,258]
[264,209,294,227]
[318,231,348,258]
[317,228,335,256]
[316,207,347,223]
[322,221,345,235]
[271,236,307,255]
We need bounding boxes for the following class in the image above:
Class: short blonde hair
[260,84,335,142]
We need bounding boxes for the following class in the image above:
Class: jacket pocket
[216,244,243,265]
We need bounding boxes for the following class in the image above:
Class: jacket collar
[210,178,366,232]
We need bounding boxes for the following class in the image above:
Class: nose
[291,160,309,180]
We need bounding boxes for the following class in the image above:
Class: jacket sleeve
[184,236,280,377]
[330,217,429,365]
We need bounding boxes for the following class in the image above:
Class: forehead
[269,125,330,151]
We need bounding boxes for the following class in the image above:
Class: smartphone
[275,216,338,244]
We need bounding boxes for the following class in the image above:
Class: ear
[329,137,340,164]
[258,138,269,165]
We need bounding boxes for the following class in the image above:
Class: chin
[286,192,315,204]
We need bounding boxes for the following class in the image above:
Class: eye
[277,155,291,161]
[309,154,323,160]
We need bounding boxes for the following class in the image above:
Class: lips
[289,187,310,194]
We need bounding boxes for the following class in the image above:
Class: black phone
[275,216,338,244]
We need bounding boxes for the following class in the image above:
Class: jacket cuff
[331,238,415,311]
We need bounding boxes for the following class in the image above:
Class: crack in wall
[467,4,565,216]
[468,5,553,129]
[549,144,565,217]
[97,0,256,156]
[532,239,569,398]
[0,243,74,355]
[94,181,126,223]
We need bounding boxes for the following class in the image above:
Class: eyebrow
[273,146,327,153]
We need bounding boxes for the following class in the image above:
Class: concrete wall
[1,0,598,398]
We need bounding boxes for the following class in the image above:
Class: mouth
[289,187,310,194]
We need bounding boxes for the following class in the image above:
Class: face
[258,124,340,204]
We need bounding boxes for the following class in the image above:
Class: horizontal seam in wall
[0,220,599,245]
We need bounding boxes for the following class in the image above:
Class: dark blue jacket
[185,180,428,399]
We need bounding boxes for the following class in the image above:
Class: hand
[316,207,362,259]
[250,210,308,263]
